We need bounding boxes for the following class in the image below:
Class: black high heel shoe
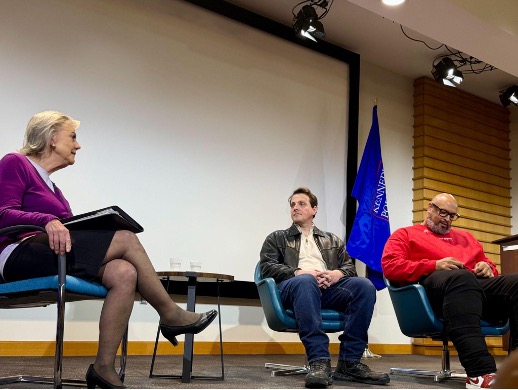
[85,364,126,389]
[159,309,218,347]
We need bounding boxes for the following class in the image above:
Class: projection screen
[0,0,356,281]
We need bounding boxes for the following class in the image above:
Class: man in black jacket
[260,187,389,388]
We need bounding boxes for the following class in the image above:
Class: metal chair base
[0,326,128,389]
[0,376,85,388]
[389,368,466,382]
[265,363,308,376]
[389,340,465,383]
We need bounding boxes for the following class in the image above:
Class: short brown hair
[288,187,318,208]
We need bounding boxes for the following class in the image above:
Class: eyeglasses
[431,203,460,221]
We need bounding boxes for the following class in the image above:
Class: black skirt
[3,230,115,283]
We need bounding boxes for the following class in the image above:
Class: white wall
[0,0,351,344]
[0,0,349,282]
[0,0,419,346]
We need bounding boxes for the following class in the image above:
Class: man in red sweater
[382,193,518,389]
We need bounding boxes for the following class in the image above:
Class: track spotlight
[499,86,518,107]
[292,1,333,42]
[293,5,325,42]
[431,57,463,87]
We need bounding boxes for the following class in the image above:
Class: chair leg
[0,328,129,388]
[389,339,465,382]
[0,252,129,388]
[54,282,66,388]
[0,293,129,388]
[0,263,84,388]
[434,340,465,382]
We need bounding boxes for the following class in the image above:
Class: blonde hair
[19,111,80,157]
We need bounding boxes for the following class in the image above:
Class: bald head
[431,193,457,209]
[425,193,459,234]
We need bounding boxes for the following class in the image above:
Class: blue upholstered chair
[254,262,345,376]
[0,225,128,388]
[384,276,509,382]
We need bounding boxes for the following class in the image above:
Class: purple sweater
[0,153,73,252]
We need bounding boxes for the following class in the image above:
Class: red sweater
[382,224,498,284]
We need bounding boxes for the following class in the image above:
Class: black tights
[421,269,518,377]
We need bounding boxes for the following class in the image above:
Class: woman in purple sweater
[0,111,216,388]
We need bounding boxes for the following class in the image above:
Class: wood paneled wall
[413,77,511,269]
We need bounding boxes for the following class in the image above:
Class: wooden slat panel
[413,146,510,178]
[413,157,510,185]
[414,128,509,157]
[414,86,509,128]
[414,125,510,158]
[414,137,509,168]
[455,211,510,227]
[470,231,511,245]
[414,167,510,198]
[413,179,511,206]
[414,105,509,142]
[413,77,510,280]
[412,336,506,356]
[414,92,510,129]
[414,77,510,127]
[480,243,501,256]
[413,199,511,222]
[412,189,511,215]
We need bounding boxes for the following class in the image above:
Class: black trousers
[421,269,518,377]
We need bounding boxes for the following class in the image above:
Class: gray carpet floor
[0,354,509,389]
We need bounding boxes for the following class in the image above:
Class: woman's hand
[45,219,71,254]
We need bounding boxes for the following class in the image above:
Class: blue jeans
[278,274,376,363]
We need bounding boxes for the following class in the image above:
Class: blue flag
[346,105,390,290]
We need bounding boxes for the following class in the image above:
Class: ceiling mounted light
[293,5,325,42]
[292,1,333,42]
[499,86,518,107]
[381,0,406,5]
[431,57,464,87]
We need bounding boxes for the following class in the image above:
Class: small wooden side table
[149,271,234,383]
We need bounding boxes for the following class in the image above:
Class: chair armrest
[0,225,66,285]
[0,225,46,237]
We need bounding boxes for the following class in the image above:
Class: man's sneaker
[305,358,333,388]
[333,360,390,385]
[466,373,496,389]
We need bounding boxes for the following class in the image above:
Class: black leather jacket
[259,224,357,283]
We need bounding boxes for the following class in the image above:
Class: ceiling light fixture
[381,0,406,5]
[499,86,518,107]
[400,25,496,88]
[431,57,464,87]
[292,0,333,42]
